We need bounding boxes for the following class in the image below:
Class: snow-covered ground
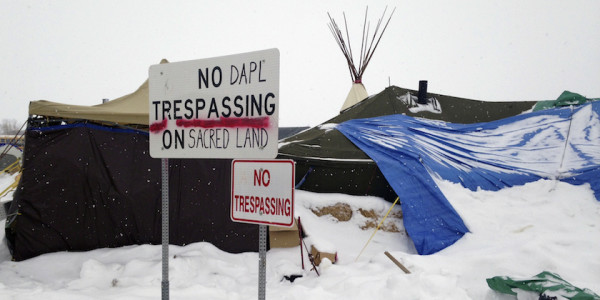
[1,173,599,299]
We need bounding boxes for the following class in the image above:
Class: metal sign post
[258,224,267,300]
[161,158,169,300]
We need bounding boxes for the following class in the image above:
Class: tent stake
[384,251,411,274]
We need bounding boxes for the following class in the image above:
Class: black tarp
[6,122,258,261]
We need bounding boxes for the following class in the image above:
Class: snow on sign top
[148,49,280,159]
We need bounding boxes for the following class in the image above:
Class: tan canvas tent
[28,59,168,126]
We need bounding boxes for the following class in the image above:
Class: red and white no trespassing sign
[231,159,295,227]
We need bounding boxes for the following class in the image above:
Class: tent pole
[355,196,399,262]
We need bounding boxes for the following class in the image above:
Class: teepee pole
[328,6,395,84]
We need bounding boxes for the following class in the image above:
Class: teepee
[328,7,395,112]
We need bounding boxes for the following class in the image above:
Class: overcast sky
[1,0,599,127]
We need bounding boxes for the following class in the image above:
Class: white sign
[231,159,295,227]
[148,49,280,159]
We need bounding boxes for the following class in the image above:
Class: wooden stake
[384,251,411,274]
[297,217,305,270]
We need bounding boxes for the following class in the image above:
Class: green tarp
[533,91,598,111]
[487,271,600,299]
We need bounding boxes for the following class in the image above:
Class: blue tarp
[337,101,600,255]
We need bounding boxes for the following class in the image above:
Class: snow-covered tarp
[337,101,600,255]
